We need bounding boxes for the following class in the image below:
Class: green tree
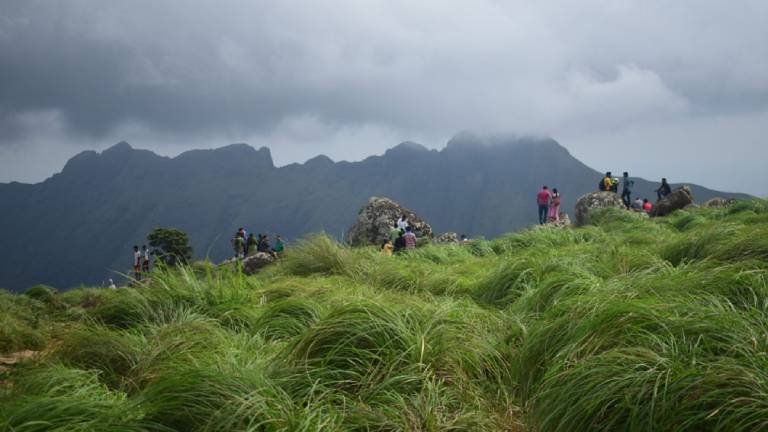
[147,228,193,266]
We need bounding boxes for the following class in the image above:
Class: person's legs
[538,204,548,224]
[622,190,631,208]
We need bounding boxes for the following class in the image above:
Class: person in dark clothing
[257,234,271,253]
[621,172,634,209]
[393,231,406,254]
[656,178,672,201]
[245,233,257,256]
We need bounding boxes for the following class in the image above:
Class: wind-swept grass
[2,199,768,430]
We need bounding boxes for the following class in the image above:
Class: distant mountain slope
[0,133,748,291]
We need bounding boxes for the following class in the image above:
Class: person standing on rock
[272,235,284,254]
[397,214,409,231]
[621,172,634,209]
[548,188,561,222]
[600,172,613,192]
[232,234,244,259]
[257,234,271,253]
[142,245,151,274]
[132,245,142,281]
[403,226,417,250]
[537,186,551,225]
[245,233,257,256]
[656,178,672,201]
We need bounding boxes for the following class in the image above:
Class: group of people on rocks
[600,171,672,215]
[535,172,674,224]
[380,214,418,256]
[232,227,284,259]
[536,186,562,225]
[132,245,153,281]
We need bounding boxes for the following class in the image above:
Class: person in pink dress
[548,188,561,222]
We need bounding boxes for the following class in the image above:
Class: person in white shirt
[132,245,142,281]
[397,214,409,231]
[142,245,151,274]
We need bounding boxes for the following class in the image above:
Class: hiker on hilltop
[536,185,551,225]
[389,222,402,244]
[548,188,561,222]
[656,178,672,201]
[272,235,285,254]
[403,226,417,250]
[393,230,406,253]
[632,197,644,212]
[381,239,394,256]
[599,172,613,192]
[132,245,142,280]
[621,172,634,209]
[232,234,245,259]
[142,245,151,274]
[643,198,653,214]
[257,234,271,253]
[245,233,257,256]
[397,214,409,231]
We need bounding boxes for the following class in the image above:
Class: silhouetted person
[393,230,406,253]
[656,178,671,201]
[621,172,634,209]
[245,233,257,256]
[132,245,142,281]
[142,245,151,274]
[536,185,551,225]
[257,234,270,253]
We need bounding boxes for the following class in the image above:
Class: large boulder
[652,186,694,217]
[574,192,624,226]
[241,252,276,275]
[346,197,433,246]
[435,232,459,244]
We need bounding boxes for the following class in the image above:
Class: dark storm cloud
[0,0,767,194]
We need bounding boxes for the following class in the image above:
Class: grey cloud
[0,0,767,194]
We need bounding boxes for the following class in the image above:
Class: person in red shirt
[536,186,552,225]
[643,198,653,214]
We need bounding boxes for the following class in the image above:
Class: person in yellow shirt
[381,240,394,256]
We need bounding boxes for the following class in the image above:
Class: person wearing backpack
[621,172,634,208]
[599,172,613,192]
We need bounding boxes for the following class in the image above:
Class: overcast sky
[1,0,766,194]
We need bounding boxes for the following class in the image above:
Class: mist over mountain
[0,134,747,292]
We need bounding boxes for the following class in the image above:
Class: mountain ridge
[0,134,749,291]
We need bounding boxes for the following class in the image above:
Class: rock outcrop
[346,197,433,247]
[704,197,737,208]
[547,212,572,228]
[574,192,625,226]
[652,186,694,217]
[435,232,459,244]
[241,252,277,275]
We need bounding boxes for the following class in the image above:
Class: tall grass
[2,200,768,430]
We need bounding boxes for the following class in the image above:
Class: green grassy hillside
[2,200,768,431]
